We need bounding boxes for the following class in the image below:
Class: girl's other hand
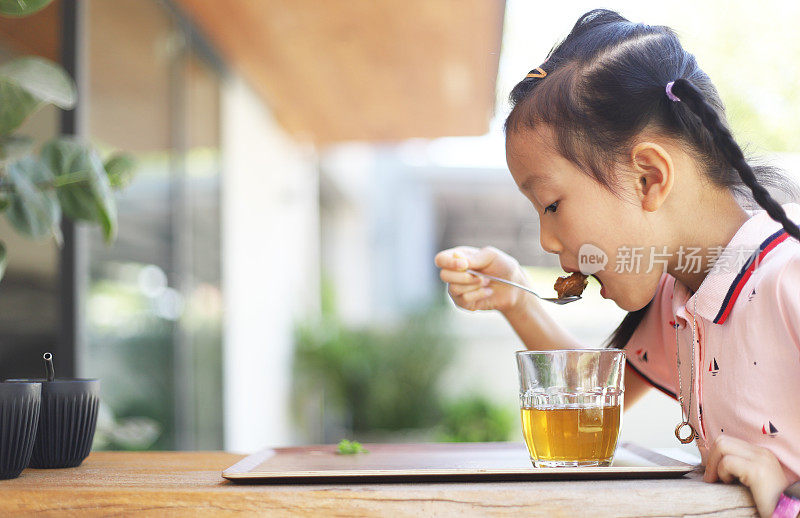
[703,434,789,518]
[434,246,529,314]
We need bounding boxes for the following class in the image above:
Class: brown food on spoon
[554,272,588,298]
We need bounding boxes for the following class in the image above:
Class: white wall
[319,144,375,326]
[319,145,440,326]
[221,77,319,453]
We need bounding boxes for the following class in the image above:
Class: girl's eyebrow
[520,174,553,192]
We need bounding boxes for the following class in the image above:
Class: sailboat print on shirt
[709,358,719,376]
[748,287,757,302]
[762,421,779,437]
[635,348,648,362]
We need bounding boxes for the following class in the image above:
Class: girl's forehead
[506,127,563,177]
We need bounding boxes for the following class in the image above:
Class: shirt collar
[676,202,800,325]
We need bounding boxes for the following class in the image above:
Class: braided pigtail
[669,79,800,243]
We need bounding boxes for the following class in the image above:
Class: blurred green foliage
[85,272,224,451]
[88,313,175,450]
[437,395,514,443]
[672,1,800,154]
[293,307,452,433]
[293,276,514,443]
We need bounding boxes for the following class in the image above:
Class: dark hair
[503,9,800,349]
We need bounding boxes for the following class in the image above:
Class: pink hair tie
[666,81,681,102]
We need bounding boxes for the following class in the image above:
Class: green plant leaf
[41,138,117,243]
[0,57,76,109]
[103,152,137,190]
[4,156,60,239]
[0,0,53,17]
[0,57,76,135]
[0,239,6,282]
[0,79,41,135]
[336,439,368,454]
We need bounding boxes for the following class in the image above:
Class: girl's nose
[539,224,563,255]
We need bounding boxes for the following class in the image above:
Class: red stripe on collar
[714,229,790,324]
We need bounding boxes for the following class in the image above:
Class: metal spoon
[466,269,582,305]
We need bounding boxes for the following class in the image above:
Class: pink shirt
[623,202,800,482]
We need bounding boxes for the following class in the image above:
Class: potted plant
[0,0,135,280]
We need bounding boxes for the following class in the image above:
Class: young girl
[435,9,800,518]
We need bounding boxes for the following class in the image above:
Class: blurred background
[0,0,798,456]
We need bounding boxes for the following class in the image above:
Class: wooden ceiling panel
[173,0,505,145]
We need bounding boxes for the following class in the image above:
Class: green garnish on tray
[337,439,368,454]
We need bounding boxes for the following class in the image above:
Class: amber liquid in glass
[520,405,621,465]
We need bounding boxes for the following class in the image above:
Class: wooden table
[0,451,757,516]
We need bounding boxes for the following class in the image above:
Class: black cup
[0,382,41,479]
[6,379,100,468]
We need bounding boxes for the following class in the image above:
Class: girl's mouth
[591,274,607,297]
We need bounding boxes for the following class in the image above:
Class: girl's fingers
[440,269,485,285]
[466,246,498,271]
[460,287,493,303]
[716,454,748,484]
[471,298,494,311]
[449,279,490,297]
[434,248,473,271]
[704,435,758,483]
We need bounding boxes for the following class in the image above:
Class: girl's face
[506,126,663,311]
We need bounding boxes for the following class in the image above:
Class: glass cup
[516,349,625,468]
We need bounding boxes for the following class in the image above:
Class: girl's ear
[630,142,674,212]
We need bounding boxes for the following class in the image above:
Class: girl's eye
[544,201,559,214]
